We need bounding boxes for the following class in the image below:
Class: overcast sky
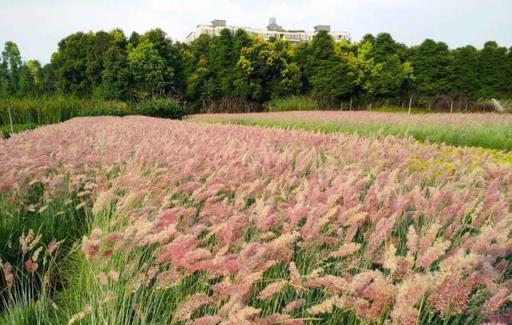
[1,0,511,63]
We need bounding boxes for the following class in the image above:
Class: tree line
[1,28,511,112]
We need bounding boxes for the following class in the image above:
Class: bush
[267,96,320,112]
[136,98,186,119]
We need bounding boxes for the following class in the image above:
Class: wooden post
[349,97,352,111]
[450,101,454,114]
[369,103,372,112]
[8,106,14,134]
[408,95,413,115]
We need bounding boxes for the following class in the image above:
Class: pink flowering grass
[0,116,511,324]
[189,111,512,152]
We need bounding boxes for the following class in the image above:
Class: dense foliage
[1,117,512,324]
[1,29,511,112]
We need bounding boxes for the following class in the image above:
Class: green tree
[349,41,382,101]
[183,35,212,110]
[139,29,185,94]
[291,42,312,94]
[0,53,8,96]
[17,60,43,96]
[354,35,414,101]
[373,33,397,63]
[234,38,287,102]
[98,30,130,100]
[86,31,114,94]
[477,41,508,98]
[233,29,253,59]
[306,31,354,103]
[128,39,173,99]
[449,46,480,99]
[51,32,92,96]
[40,63,57,95]
[207,28,237,98]
[275,62,302,98]
[410,39,451,103]
[2,41,22,95]
[129,32,140,48]
[373,33,408,62]
[361,34,376,46]
[376,54,413,99]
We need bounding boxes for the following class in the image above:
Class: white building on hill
[185,18,351,44]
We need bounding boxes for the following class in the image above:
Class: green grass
[267,96,322,112]
[200,118,512,152]
[0,97,134,137]
[0,181,92,324]
[0,124,38,138]
[372,106,433,114]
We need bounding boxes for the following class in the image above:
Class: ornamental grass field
[1,116,512,324]
[189,111,512,151]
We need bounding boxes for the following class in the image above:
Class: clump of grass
[0,184,92,324]
[267,96,321,112]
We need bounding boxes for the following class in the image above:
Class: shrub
[135,98,186,119]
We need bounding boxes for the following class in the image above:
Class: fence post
[349,98,352,111]
[408,95,413,115]
[450,101,454,114]
[8,106,14,134]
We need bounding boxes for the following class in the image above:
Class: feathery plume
[259,281,287,300]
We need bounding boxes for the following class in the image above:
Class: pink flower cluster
[1,116,511,324]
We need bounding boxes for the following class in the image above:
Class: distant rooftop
[186,18,351,44]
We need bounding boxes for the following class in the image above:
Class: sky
[1,0,511,63]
